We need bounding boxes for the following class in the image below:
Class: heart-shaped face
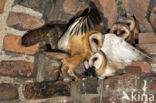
[89,32,104,53]
[110,23,131,41]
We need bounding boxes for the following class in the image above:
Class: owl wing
[64,7,101,36]
[57,8,101,51]
[101,33,152,67]
[22,24,66,47]
[22,24,53,46]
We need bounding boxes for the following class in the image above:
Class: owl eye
[120,30,126,34]
[113,30,118,34]
[127,23,131,26]
[93,57,98,62]
[92,38,99,45]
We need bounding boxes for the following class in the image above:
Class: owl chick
[110,16,139,45]
[118,16,139,44]
[110,23,131,42]
[88,33,151,79]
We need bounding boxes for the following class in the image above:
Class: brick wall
[0,0,156,103]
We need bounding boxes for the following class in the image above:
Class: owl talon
[74,78,82,82]
[67,69,81,81]
[63,75,73,82]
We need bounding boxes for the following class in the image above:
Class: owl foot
[63,74,73,82]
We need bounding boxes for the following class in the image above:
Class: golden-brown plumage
[57,8,102,81]
[61,31,103,81]
[22,8,103,81]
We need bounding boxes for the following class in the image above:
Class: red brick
[0,28,2,35]
[6,12,45,31]
[63,0,89,15]
[139,33,156,44]
[130,61,151,73]
[132,0,153,31]
[138,44,156,55]
[0,84,18,100]
[93,0,118,27]
[150,7,156,31]
[122,0,129,14]
[124,66,142,74]
[0,0,4,13]
[0,60,35,77]
[149,82,156,90]
[23,81,70,99]
[3,35,39,55]
[91,0,103,11]
[103,73,142,91]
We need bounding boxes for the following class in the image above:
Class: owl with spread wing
[57,8,103,81]
[22,8,103,81]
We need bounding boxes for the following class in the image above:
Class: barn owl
[56,8,103,81]
[110,23,131,42]
[118,16,139,44]
[21,8,103,81]
[88,33,151,79]
[110,16,139,45]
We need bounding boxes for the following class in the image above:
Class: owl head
[89,32,104,53]
[88,50,115,79]
[110,23,131,41]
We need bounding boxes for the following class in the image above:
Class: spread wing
[65,7,101,36]
[101,33,152,68]
[57,8,102,51]
[22,24,53,46]
[22,24,66,47]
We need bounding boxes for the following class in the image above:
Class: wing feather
[101,33,152,68]
[57,8,101,51]
[65,8,101,36]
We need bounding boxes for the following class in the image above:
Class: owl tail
[21,24,65,47]
[133,46,153,62]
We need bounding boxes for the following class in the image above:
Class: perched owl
[110,16,139,45]
[21,8,103,82]
[57,8,103,81]
[110,23,131,42]
[88,33,151,79]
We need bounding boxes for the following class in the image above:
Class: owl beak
[84,66,96,77]
[89,65,94,69]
